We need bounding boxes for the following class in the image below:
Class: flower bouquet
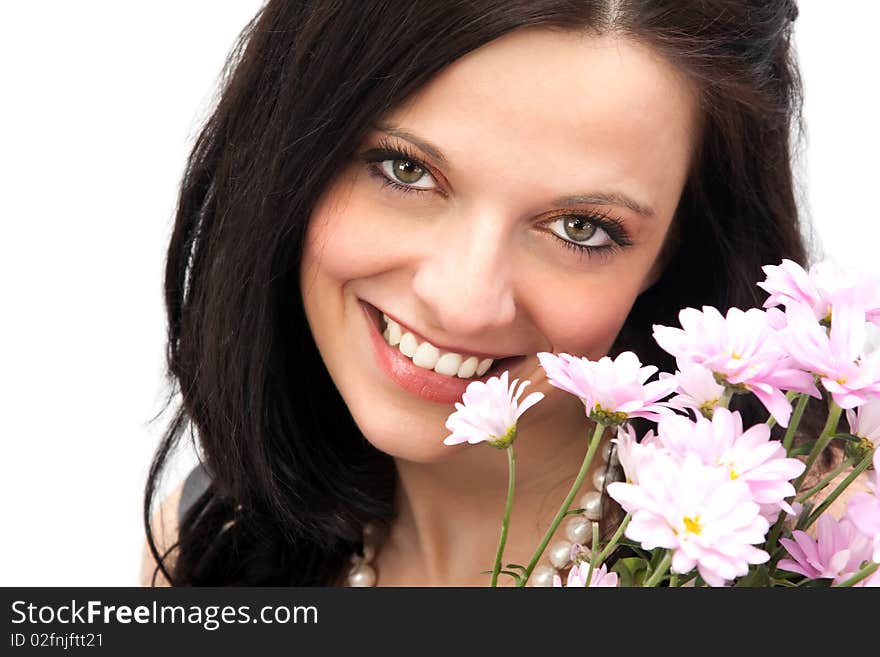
[444,259,880,587]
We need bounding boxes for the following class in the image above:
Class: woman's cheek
[524,264,648,357]
[305,185,405,280]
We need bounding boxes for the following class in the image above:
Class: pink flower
[783,301,880,409]
[552,562,619,587]
[444,371,544,448]
[661,363,726,419]
[537,351,674,425]
[758,258,880,325]
[845,450,880,563]
[652,409,805,518]
[607,451,770,587]
[778,515,874,585]
[612,423,659,485]
[846,398,880,448]
[652,306,818,427]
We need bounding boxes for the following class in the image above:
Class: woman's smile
[360,299,528,404]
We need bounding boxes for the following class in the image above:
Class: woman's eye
[380,158,437,190]
[546,216,613,247]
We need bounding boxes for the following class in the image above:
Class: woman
[143,0,810,586]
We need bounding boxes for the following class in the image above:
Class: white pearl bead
[549,539,573,569]
[527,564,558,587]
[591,468,607,492]
[348,563,377,587]
[565,516,594,545]
[579,490,603,521]
[361,543,376,562]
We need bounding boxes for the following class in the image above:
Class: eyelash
[359,138,634,260]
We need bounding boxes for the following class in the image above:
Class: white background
[0,2,877,585]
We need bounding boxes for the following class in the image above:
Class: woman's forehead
[379,28,699,221]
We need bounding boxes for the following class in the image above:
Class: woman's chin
[361,433,464,464]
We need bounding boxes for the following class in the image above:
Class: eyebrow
[375,123,656,219]
[376,123,449,166]
[553,193,656,219]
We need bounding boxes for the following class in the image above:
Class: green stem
[519,421,606,587]
[765,515,787,573]
[585,522,600,586]
[669,573,679,587]
[676,571,699,587]
[768,391,799,430]
[768,407,841,569]
[835,561,879,587]
[782,393,810,454]
[595,513,631,566]
[491,446,516,587]
[644,551,673,587]
[804,451,874,530]
[719,387,734,409]
[795,457,853,504]
[792,401,842,493]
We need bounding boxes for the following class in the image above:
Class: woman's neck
[374,415,612,586]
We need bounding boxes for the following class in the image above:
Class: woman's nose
[410,209,517,336]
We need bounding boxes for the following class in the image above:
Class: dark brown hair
[146,0,808,585]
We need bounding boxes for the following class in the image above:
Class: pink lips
[360,302,523,405]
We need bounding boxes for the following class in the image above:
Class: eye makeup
[357,136,635,260]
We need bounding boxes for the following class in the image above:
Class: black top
[178,463,211,525]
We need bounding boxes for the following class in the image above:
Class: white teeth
[378,312,498,379]
[412,342,440,369]
[387,320,402,346]
[457,356,479,378]
[434,352,463,376]
[398,332,418,358]
[382,314,402,346]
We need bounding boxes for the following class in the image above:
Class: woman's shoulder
[140,483,182,586]
[140,464,211,586]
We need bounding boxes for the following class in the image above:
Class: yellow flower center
[682,516,703,535]
[699,399,719,418]
[589,404,628,427]
[716,458,740,480]
[487,425,517,449]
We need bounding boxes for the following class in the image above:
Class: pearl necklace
[346,440,620,587]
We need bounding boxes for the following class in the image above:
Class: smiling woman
[300,29,694,464]
[144,0,809,586]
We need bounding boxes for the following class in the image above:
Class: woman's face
[301,28,698,462]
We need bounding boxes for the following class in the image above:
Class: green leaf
[794,502,815,531]
[504,563,526,572]
[734,565,770,587]
[565,507,587,517]
[674,571,699,587]
[611,557,649,587]
[830,433,861,443]
[770,576,799,587]
[648,548,665,571]
[789,440,817,456]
